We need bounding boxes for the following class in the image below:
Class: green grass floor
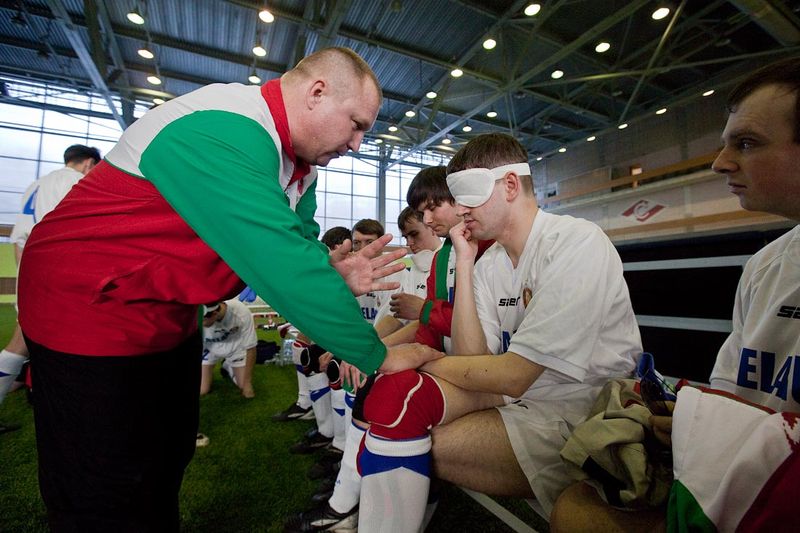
[0,305,548,532]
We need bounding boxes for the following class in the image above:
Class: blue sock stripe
[360,447,431,477]
[309,387,330,402]
[345,392,356,408]
[295,364,304,373]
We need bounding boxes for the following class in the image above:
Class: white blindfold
[446,163,532,207]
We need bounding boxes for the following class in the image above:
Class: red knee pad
[364,370,445,440]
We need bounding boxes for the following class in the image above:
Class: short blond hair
[287,47,382,100]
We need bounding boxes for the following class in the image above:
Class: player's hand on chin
[379,343,444,374]
[330,234,407,296]
[449,221,478,262]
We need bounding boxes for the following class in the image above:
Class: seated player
[201,299,258,399]
[550,55,800,533]
[356,133,642,532]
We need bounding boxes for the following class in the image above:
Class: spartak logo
[621,199,666,223]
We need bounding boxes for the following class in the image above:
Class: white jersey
[357,267,406,325]
[374,249,436,326]
[9,167,83,248]
[710,225,800,412]
[474,211,641,402]
[203,298,258,359]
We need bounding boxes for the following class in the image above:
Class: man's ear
[305,79,326,110]
[504,172,521,200]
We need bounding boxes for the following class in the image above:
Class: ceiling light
[258,9,274,23]
[524,3,541,16]
[595,42,610,53]
[551,69,564,79]
[618,123,628,129]
[486,109,497,118]
[137,47,154,59]
[248,71,261,84]
[252,44,267,57]
[153,97,165,105]
[558,147,567,153]
[450,68,463,78]
[405,110,416,118]
[374,138,383,144]
[652,7,670,20]
[702,89,715,97]
[147,75,161,85]
[587,135,596,142]
[127,7,145,25]
[426,91,437,99]
[656,107,667,115]
[442,137,452,145]
[388,124,398,132]
[483,38,497,50]
[536,156,543,161]
[462,123,472,132]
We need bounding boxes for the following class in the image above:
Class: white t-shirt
[203,298,258,359]
[374,249,437,326]
[357,267,406,325]
[474,211,642,402]
[9,167,83,248]
[710,225,800,412]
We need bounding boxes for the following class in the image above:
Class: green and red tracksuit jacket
[415,238,494,352]
[18,80,386,374]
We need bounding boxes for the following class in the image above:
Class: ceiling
[1,0,798,164]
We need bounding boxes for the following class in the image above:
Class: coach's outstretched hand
[330,233,407,296]
[379,343,443,374]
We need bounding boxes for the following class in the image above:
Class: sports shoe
[196,433,210,447]
[0,422,20,435]
[307,448,342,479]
[290,430,333,454]
[272,402,315,422]
[284,503,358,532]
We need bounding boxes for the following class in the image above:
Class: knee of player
[364,370,445,439]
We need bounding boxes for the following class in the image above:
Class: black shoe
[284,503,358,532]
[307,448,342,479]
[290,430,333,454]
[272,402,315,422]
[310,489,334,505]
[0,423,21,435]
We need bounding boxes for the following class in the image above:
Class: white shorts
[496,397,591,518]
[202,349,248,368]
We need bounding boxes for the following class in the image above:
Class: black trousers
[27,334,202,533]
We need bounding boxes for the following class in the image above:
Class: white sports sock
[331,388,347,451]
[358,431,431,532]
[307,372,333,438]
[328,421,366,514]
[0,350,26,403]
[344,391,355,430]
[292,342,312,409]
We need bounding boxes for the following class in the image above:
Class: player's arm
[421,351,544,398]
[139,112,389,374]
[450,221,488,355]
[374,315,404,338]
[381,320,419,346]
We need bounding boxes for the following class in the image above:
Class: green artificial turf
[0,305,549,532]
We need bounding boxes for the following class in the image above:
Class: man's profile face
[712,84,800,220]
[415,199,461,238]
[352,230,379,252]
[296,78,381,167]
[401,216,438,254]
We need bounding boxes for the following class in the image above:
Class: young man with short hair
[357,133,642,531]
[200,299,258,398]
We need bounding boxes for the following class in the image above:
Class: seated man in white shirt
[201,299,258,399]
[356,133,642,531]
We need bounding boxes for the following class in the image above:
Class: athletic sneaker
[284,503,358,533]
[0,422,20,435]
[272,402,314,422]
[307,448,342,479]
[196,433,210,447]
[290,429,333,454]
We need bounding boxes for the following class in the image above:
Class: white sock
[308,372,333,438]
[296,368,312,409]
[344,391,355,430]
[331,388,347,451]
[328,421,366,513]
[0,350,26,403]
[358,431,431,532]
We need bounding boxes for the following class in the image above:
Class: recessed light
[702,89,715,97]
[147,75,161,85]
[595,42,610,53]
[249,73,261,84]
[374,138,383,144]
[442,138,452,145]
[486,110,497,118]
[462,124,472,132]
[618,123,628,129]
[656,107,667,115]
[536,156,543,161]
[426,91,437,99]
[252,45,267,57]
[652,7,670,20]
[551,69,564,79]
[126,9,145,25]
[587,135,596,142]
[524,3,541,16]
[451,68,463,78]
[388,125,398,132]
[137,47,154,59]
[258,9,274,23]
[153,97,165,105]
[483,38,496,50]
[405,110,416,118]
[558,147,567,153]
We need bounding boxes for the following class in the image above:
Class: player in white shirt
[0,145,100,422]
[356,133,641,531]
[551,56,800,532]
[201,299,258,398]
